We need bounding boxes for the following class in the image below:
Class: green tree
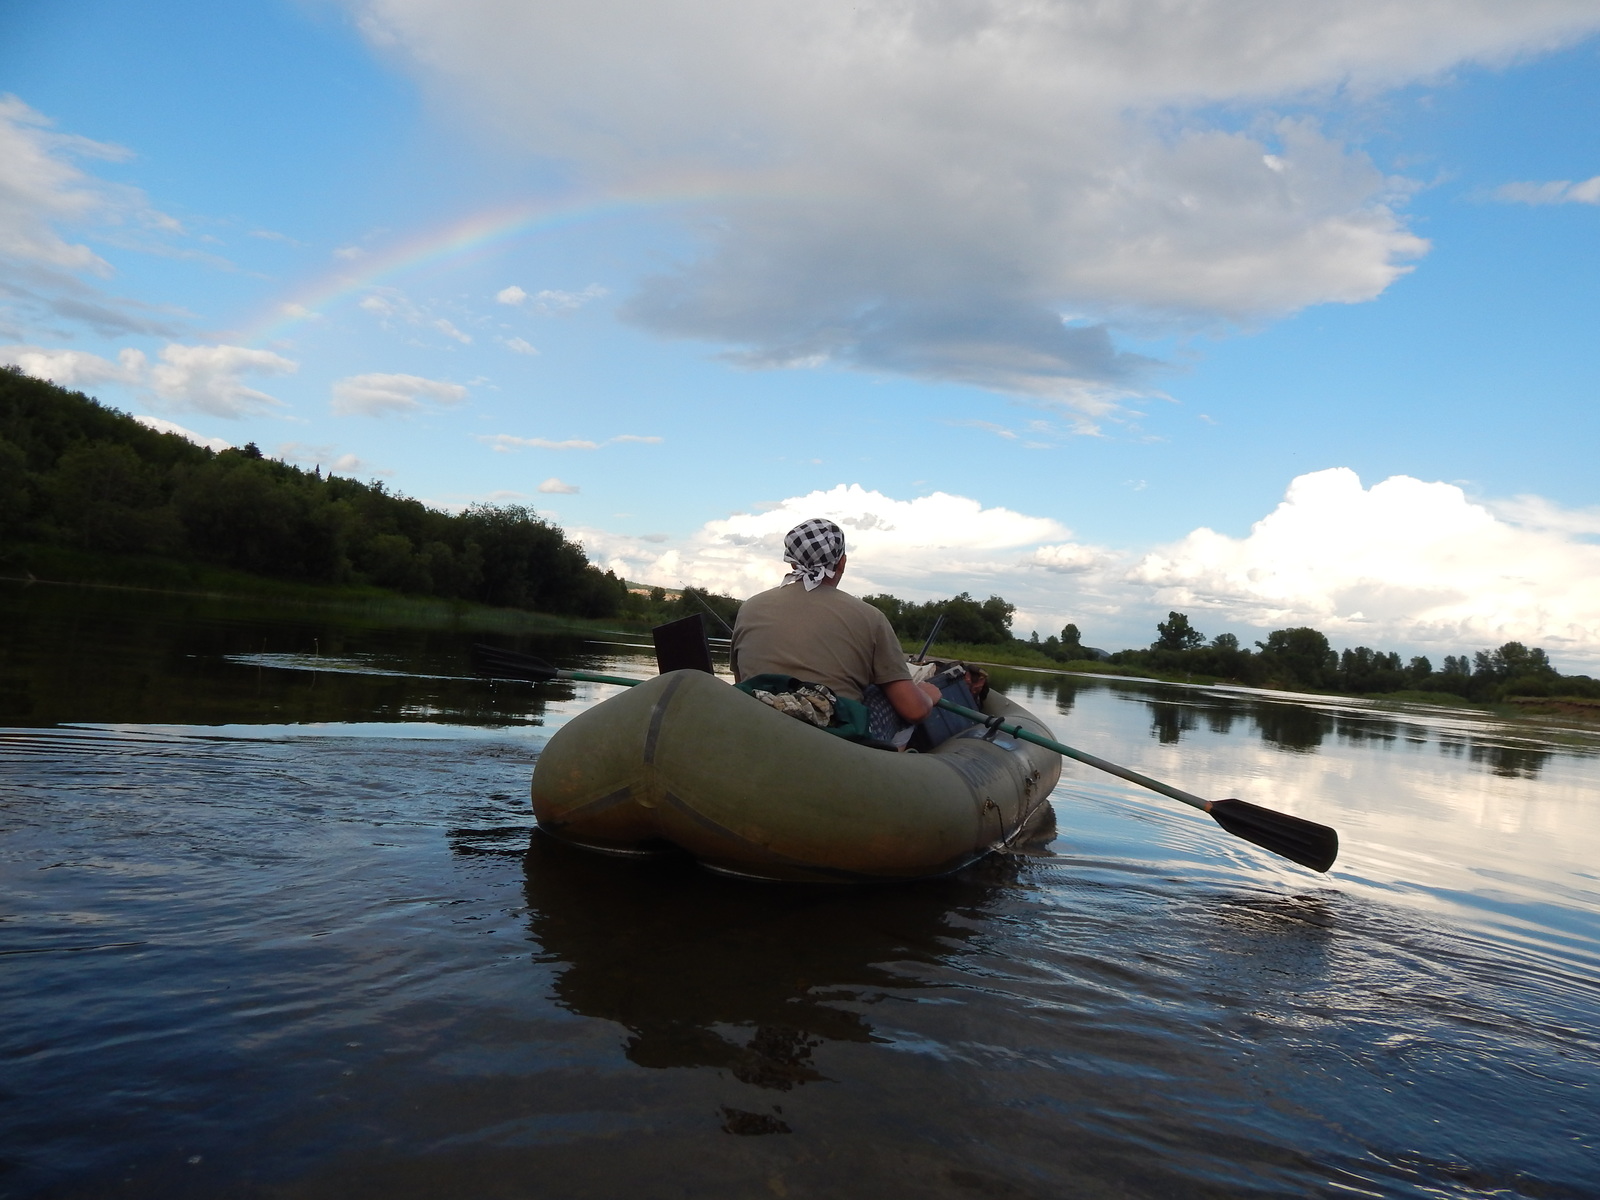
[1154,611,1204,652]
[0,436,31,537]
[1256,627,1333,689]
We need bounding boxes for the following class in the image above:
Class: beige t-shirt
[731,583,912,702]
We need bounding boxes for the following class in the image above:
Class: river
[2,582,1596,1198]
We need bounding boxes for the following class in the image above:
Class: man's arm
[882,678,941,722]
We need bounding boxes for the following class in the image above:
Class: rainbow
[245,173,790,343]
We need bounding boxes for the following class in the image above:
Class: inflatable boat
[529,669,1062,883]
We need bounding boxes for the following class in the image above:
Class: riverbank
[923,642,1600,729]
[0,544,642,639]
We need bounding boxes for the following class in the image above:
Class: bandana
[781,518,846,591]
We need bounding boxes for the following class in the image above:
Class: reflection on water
[520,837,1017,1095]
[994,667,1585,783]
[3,584,1599,1198]
[1146,698,1198,744]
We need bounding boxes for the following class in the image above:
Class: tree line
[1103,610,1598,701]
[0,367,627,617]
[861,584,1598,702]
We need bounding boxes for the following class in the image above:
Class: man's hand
[883,678,942,723]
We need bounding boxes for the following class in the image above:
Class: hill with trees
[0,366,626,618]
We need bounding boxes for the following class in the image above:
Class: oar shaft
[554,669,644,688]
[936,698,1211,813]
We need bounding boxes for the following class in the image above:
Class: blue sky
[4,0,1600,665]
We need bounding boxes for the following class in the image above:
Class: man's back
[731,584,910,702]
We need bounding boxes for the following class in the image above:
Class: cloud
[481,434,598,451]
[1,343,145,387]
[531,284,607,313]
[277,442,384,476]
[4,340,296,418]
[148,343,297,417]
[577,482,1076,602]
[537,477,580,494]
[349,2,1600,407]
[498,335,539,355]
[132,414,232,452]
[1487,494,1600,538]
[1129,468,1600,665]
[1025,544,1113,574]
[333,245,365,260]
[0,95,125,276]
[478,432,660,451]
[0,96,190,339]
[358,286,484,347]
[1493,176,1600,205]
[564,471,1600,669]
[494,283,607,312]
[331,372,469,416]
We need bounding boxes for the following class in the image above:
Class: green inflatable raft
[530,669,1063,882]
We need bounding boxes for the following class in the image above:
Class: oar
[472,644,1338,873]
[472,643,644,689]
[935,698,1338,873]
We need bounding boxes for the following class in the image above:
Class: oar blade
[1208,798,1338,873]
[472,643,559,684]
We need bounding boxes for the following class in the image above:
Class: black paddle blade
[1208,798,1339,873]
[472,643,559,684]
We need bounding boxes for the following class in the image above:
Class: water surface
[2,583,1597,1198]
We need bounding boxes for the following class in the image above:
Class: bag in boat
[734,674,872,741]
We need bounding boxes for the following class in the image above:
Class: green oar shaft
[936,698,1210,814]
[553,668,645,688]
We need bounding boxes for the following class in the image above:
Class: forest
[0,367,627,618]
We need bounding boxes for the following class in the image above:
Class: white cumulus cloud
[331,372,469,416]
[1129,468,1600,664]
[148,343,297,417]
[568,472,1600,670]
[4,340,296,417]
[348,1,1600,409]
[578,483,1077,602]
[1,343,145,387]
[538,477,580,494]
[132,414,232,452]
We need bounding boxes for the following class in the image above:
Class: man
[731,518,940,728]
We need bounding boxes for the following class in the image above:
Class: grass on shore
[904,639,1209,682]
[1362,689,1485,708]
[0,542,644,638]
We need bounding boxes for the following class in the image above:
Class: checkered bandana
[781,518,846,591]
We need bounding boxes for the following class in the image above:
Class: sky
[3,0,1600,667]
